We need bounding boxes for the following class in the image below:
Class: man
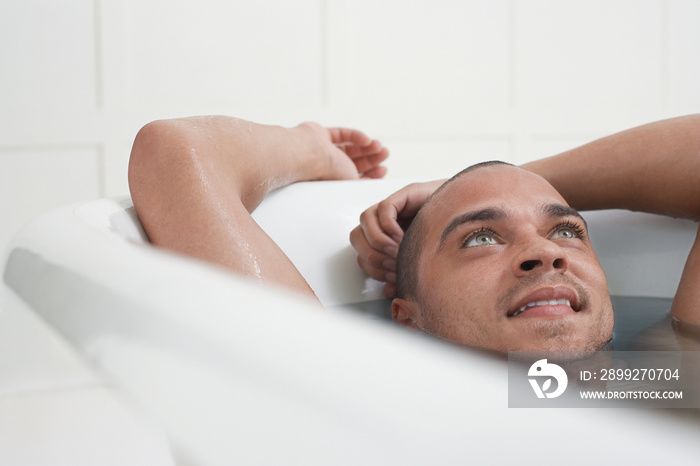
[129,114,700,354]
[360,161,615,353]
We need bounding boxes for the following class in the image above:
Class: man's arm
[128,116,388,301]
[521,114,700,218]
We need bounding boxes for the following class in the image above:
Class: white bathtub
[3,179,700,465]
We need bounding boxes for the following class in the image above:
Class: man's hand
[349,180,445,298]
[300,123,389,181]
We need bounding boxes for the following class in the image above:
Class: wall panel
[121,0,324,110]
[0,0,97,111]
[668,0,700,112]
[515,0,664,131]
[383,139,511,180]
[0,148,100,257]
[330,0,511,136]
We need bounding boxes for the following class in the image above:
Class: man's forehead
[421,165,571,241]
[433,165,565,209]
[453,163,549,187]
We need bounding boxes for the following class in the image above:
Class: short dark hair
[395,161,514,301]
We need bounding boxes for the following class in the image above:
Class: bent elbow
[128,119,198,199]
[129,120,178,177]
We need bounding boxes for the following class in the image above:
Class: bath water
[338,295,695,351]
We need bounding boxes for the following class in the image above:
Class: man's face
[393,165,614,354]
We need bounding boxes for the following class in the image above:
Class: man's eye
[465,231,498,248]
[551,226,579,239]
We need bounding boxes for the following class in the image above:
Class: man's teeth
[511,299,571,317]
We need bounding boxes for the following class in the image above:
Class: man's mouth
[511,298,571,317]
[508,286,580,318]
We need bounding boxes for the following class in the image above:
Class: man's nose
[512,235,569,277]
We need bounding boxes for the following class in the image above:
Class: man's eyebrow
[439,207,507,248]
[439,203,588,249]
[541,203,588,229]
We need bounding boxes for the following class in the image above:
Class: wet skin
[392,165,614,354]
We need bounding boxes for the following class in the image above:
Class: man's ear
[391,298,421,330]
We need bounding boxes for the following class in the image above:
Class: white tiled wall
[516,1,664,113]
[668,0,700,112]
[0,0,97,112]
[1,0,699,255]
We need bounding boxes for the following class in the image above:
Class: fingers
[349,223,397,285]
[328,127,389,177]
[361,165,387,179]
[383,282,397,299]
[359,201,402,251]
[349,195,406,293]
[349,181,447,298]
[376,198,407,243]
[327,127,372,148]
[355,148,389,177]
[345,139,386,160]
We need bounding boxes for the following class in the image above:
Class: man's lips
[508,285,580,318]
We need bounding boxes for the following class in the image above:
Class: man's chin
[505,333,612,353]
[501,319,613,353]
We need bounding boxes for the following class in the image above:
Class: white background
[1,0,699,255]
